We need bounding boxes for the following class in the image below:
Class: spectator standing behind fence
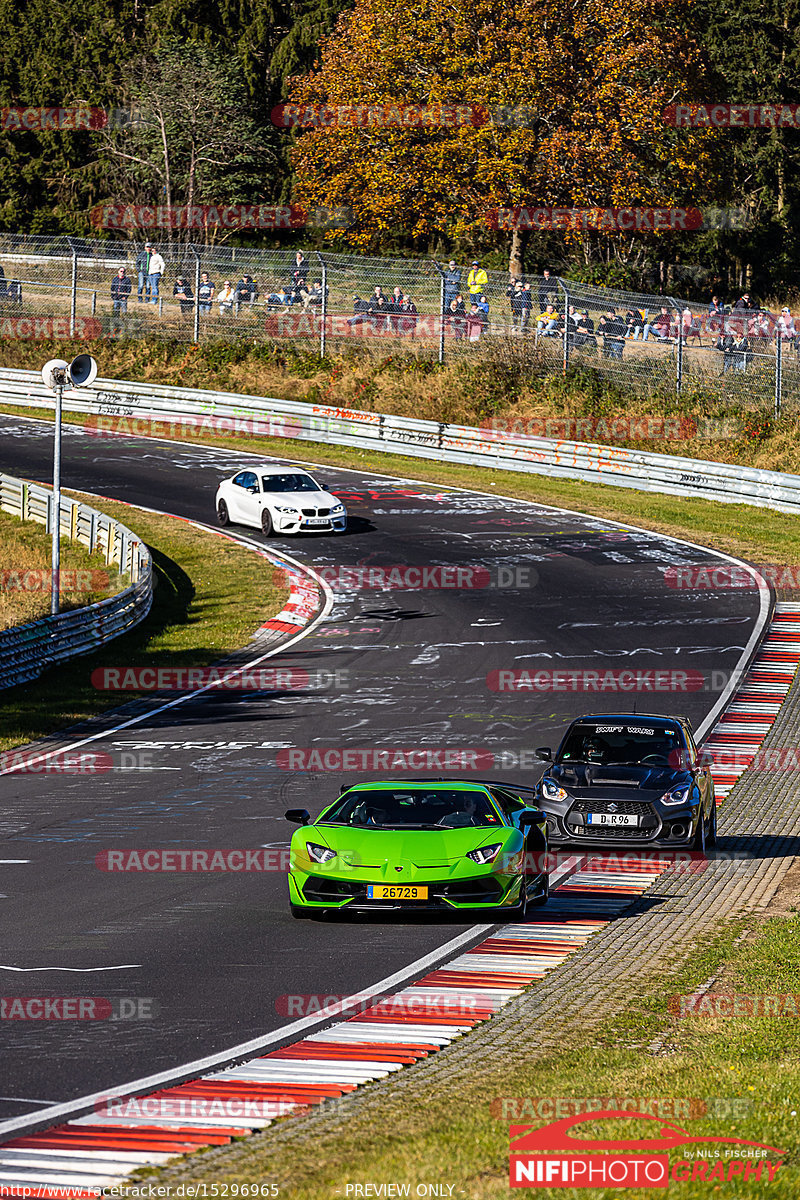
[173,276,194,314]
[443,260,461,311]
[734,291,753,311]
[218,280,235,315]
[778,307,797,343]
[508,280,525,332]
[291,252,309,288]
[466,302,487,342]
[235,276,258,308]
[708,295,725,331]
[447,295,466,340]
[642,306,672,341]
[136,245,151,302]
[716,330,750,373]
[147,247,165,305]
[538,269,555,311]
[198,272,215,313]
[467,260,488,298]
[110,267,131,316]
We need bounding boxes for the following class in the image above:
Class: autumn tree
[286,0,719,270]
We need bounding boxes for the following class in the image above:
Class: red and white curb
[257,562,322,634]
[702,601,800,800]
[0,857,666,1195]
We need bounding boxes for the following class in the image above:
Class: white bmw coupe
[216,464,347,536]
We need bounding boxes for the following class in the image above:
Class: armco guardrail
[2,366,800,514]
[0,472,152,690]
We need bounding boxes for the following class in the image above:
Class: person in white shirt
[217,280,235,315]
[147,249,166,305]
[778,307,796,342]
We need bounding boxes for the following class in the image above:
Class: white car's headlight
[275,506,299,514]
[542,778,569,802]
[306,842,336,864]
[661,786,691,806]
[331,504,345,514]
[466,842,503,865]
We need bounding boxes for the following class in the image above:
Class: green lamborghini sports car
[285,778,549,917]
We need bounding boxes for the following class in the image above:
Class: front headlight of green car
[466,842,503,865]
[306,842,336,864]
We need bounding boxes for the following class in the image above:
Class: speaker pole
[51,377,64,616]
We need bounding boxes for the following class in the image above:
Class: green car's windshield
[559,722,684,767]
[317,788,503,830]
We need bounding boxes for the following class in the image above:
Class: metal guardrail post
[91,292,97,316]
[775,332,783,418]
[672,299,684,393]
[316,251,327,359]
[190,245,201,345]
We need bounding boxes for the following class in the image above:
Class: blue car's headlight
[661,786,691,806]
[467,842,503,865]
[542,778,569,802]
[306,842,336,863]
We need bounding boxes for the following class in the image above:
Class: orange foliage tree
[286,0,719,265]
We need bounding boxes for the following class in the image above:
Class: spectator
[467,260,488,298]
[708,295,725,332]
[733,291,753,311]
[443,260,461,311]
[573,309,596,349]
[173,275,194,314]
[564,304,579,345]
[147,246,165,305]
[347,294,374,328]
[110,268,132,316]
[135,245,151,303]
[717,330,750,373]
[643,306,673,341]
[465,302,487,342]
[538,268,554,311]
[598,308,625,359]
[198,272,215,314]
[536,303,559,336]
[291,252,309,288]
[388,286,404,331]
[476,293,490,317]
[778,307,797,342]
[398,293,418,335]
[508,281,525,332]
[267,286,292,308]
[217,279,235,315]
[447,295,466,340]
[680,306,702,343]
[0,263,5,297]
[520,284,533,333]
[373,294,392,332]
[235,275,258,308]
[624,308,645,339]
[301,279,325,310]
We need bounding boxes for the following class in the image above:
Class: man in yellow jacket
[467,260,488,298]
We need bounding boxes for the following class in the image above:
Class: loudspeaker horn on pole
[41,359,69,391]
[69,354,98,388]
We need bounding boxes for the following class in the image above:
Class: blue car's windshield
[558,722,685,767]
[261,474,321,493]
[318,788,502,829]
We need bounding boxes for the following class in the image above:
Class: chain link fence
[0,232,797,413]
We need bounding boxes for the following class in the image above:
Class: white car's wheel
[261,508,274,536]
[217,499,230,526]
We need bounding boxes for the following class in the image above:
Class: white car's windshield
[261,474,321,493]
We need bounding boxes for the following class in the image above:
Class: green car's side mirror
[520,809,547,826]
[285,808,310,825]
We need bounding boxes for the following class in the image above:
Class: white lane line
[0,1097,57,1105]
[0,921,490,1138]
[0,860,31,864]
[0,964,140,973]
[0,517,334,778]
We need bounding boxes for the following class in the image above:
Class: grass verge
[0,491,289,754]
[141,896,800,1198]
[0,506,125,629]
